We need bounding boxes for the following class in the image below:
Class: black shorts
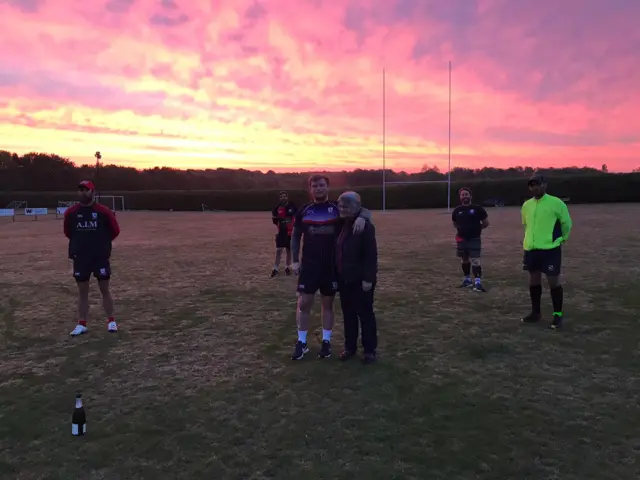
[72,257,111,282]
[275,232,291,249]
[456,237,481,258]
[522,247,562,276]
[297,267,337,297]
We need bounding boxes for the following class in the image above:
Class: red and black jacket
[272,202,296,236]
[64,202,120,259]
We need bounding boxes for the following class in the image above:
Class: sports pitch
[1,205,639,480]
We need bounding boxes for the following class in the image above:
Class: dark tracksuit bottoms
[335,219,378,354]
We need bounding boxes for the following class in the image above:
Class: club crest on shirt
[308,225,335,235]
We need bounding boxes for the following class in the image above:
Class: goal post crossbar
[384,180,450,185]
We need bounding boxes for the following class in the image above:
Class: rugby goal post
[380,62,454,213]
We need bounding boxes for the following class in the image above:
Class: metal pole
[382,68,386,212]
[447,61,452,213]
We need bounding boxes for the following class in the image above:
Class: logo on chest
[77,211,98,230]
[308,225,335,235]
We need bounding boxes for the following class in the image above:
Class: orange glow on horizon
[0,0,638,173]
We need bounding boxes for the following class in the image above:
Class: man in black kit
[452,187,489,292]
[64,180,120,336]
[270,191,296,277]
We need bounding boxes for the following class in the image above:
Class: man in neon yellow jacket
[521,175,572,329]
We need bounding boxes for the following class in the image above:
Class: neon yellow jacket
[521,194,572,251]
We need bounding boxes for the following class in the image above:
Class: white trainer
[107,321,118,333]
[70,324,87,336]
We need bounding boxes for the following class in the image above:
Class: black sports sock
[472,265,482,278]
[530,285,542,315]
[550,285,563,315]
[462,262,471,276]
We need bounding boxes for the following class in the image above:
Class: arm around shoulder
[358,207,373,223]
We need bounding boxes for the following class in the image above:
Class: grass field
[1,205,639,480]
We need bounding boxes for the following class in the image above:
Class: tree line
[2,173,639,211]
[0,149,619,192]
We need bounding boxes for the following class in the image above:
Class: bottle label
[72,423,86,435]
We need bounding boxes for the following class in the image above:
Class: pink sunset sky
[0,0,639,173]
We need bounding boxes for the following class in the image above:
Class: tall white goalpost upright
[447,60,452,213]
[382,67,386,212]
[381,61,453,213]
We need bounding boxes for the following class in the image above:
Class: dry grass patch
[1,205,639,479]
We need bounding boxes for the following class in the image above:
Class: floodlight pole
[95,151,102,201]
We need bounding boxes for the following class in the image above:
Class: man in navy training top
[270,191,297,277]
[290,174,371,360]
[64,180,121,336]
[452,187,489,292]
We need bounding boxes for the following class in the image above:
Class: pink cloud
[0,0,638,172]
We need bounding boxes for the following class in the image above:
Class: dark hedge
[2,173,639,211]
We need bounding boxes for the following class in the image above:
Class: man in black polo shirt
[452,187,489,292]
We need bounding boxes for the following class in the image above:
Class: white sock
[322,329,332,342]
[298,330,307,343]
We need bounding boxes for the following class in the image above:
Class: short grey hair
[338,191,361,208]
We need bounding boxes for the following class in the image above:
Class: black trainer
[291,341,309,360]
[363,353,377,364]
[285,267,291,276]
[521,313,541,323]
[459,278,473,288]
[270,269,279,278]
[472,281,487,292]
[318,340,332,359]
[339,350,356,361]
[550,314,563,330]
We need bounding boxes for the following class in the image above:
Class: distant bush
[1,173,639,211]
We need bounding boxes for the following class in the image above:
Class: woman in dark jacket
[335,191,378,364]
